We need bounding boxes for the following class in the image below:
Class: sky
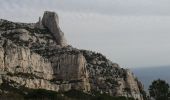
[0,0,170,68]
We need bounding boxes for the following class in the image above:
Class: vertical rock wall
[50,53,90,92]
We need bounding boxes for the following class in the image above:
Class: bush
[149,79,170,100]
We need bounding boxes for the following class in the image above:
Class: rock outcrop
[0,11,145,100]
[41,11,67,47]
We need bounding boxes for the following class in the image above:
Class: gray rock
[42,11,68,47]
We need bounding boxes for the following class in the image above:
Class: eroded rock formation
[0,11,145,100]
[41,11,68,47]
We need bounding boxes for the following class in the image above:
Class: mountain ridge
[0,11,145,100]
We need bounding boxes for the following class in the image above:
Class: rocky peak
[41,11,68,47]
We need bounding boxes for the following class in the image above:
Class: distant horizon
[1,0,170,68]
[132,65,170,91]
[131,65,170,69]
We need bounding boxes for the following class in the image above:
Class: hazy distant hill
[132,66,170,91]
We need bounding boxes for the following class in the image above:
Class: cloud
[59,13,170,68]
[1,0,170,19]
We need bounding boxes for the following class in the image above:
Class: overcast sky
[0,0,170,68]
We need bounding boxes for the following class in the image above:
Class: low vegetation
[0,88,136,100]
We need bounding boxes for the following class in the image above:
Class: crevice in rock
[2,40,7,71]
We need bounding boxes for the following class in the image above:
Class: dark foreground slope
[0,89,136,100]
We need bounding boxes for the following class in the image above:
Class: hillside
[0,11,145,100]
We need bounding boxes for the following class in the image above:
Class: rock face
[0,11,145,100]
[81,50,145,100]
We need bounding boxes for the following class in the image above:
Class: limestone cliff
[0,11,145,100]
